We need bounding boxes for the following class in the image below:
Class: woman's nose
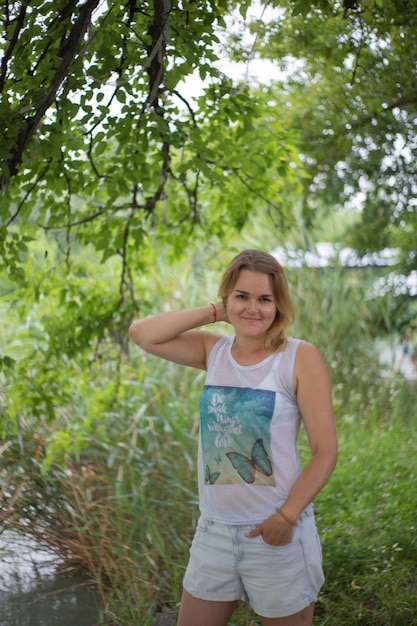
[246,299,259,312]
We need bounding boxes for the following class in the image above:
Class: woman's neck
[231,338,273,366]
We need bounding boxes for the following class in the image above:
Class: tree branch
[1,0,100,189]
[0,3,27,93]
[146,0,171,109]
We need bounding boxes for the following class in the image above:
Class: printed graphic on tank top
[200,385,276,486]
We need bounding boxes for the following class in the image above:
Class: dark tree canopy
[1,0,415,284]
[0,0,302,284]
[248,0,417,269]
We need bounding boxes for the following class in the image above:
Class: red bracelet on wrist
[210,303,217,323]
[276,508,296,527]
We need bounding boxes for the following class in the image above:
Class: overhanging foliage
[246,0,417,269]
[0,0,304,285]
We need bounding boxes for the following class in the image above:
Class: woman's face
[225,269,277,340]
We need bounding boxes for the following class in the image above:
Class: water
[0,532,102,626]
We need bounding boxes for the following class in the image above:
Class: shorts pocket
[257,533,297,551]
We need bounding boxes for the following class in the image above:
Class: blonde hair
[218,249,295,352]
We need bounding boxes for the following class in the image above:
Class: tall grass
[1,358,202,624]
[1,253,417,625]
[314,396,417,625]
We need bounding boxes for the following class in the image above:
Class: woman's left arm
[280,340,338,523]
[245,341,337,545]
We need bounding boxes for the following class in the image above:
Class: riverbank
[0,532,101,626]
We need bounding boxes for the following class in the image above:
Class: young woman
[129,249,338,626]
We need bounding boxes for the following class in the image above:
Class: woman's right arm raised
[128,303,226,370]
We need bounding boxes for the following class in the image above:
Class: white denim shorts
[183,508,324,618]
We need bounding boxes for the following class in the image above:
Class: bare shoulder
[182,328,224,369]
[202,330,225,358]
[295,340,325,363]
[294,340,331,389]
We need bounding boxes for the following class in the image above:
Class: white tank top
[198,335,308,524]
